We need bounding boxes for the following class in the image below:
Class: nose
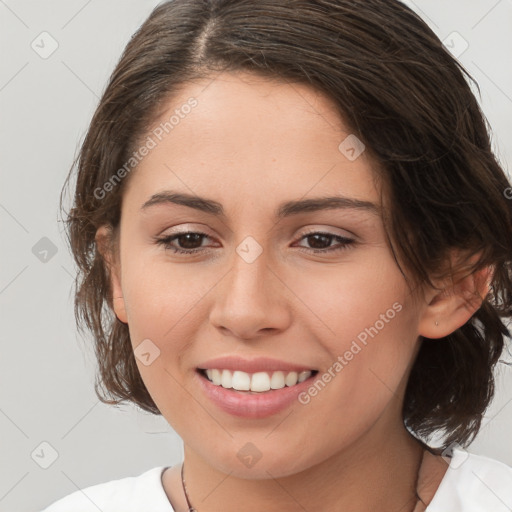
[209,247,292,340]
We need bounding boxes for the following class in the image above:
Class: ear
[418,250,493,339]
[95,225,128,324]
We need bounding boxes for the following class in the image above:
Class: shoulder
[40,466,174,512]
[428,448,512,511]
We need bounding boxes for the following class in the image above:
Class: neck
[166,417,425,512]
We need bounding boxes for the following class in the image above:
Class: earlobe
[418,260,493,340]
[109,263,128,324]
[95,225,128,324]
[112,295,128,324]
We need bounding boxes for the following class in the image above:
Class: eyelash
[153,230,355,255]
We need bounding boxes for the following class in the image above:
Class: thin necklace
[180,452,425,512]
[181,462,197,512]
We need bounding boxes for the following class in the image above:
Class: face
[102,71,430,478]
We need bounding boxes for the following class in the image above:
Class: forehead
[122,70,381,216]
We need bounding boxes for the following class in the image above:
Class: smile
[198,368,317,393]
[195,367,319,418]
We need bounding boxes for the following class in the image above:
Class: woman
[43,0,512,510]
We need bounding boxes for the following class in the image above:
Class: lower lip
[195,370,317,419]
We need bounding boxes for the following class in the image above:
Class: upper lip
[197,356,317,374]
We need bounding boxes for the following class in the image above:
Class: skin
[96,70,491,512]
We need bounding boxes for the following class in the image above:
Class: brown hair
[60,0,512,453]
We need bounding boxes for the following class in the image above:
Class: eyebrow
[140,191,381,218]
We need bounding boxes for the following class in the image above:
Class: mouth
[196,368,319,394]
[195,366,320,418]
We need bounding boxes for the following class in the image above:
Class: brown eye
[295,232,355,253]
[155,231,211,254]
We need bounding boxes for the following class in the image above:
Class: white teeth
[202,369,313,392]
[285,372,298,386]
[297,371,310,383]
[270,371,284,389]
[232,371,251,391]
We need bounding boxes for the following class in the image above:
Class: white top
[41,448,512,511]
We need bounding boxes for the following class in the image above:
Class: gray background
[1,1,511,510]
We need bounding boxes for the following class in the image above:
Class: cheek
[289,251,409,342]
[121,256,204,420]
[291,256,418,404]
[120,255,214,399]
[121,250,206,336]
